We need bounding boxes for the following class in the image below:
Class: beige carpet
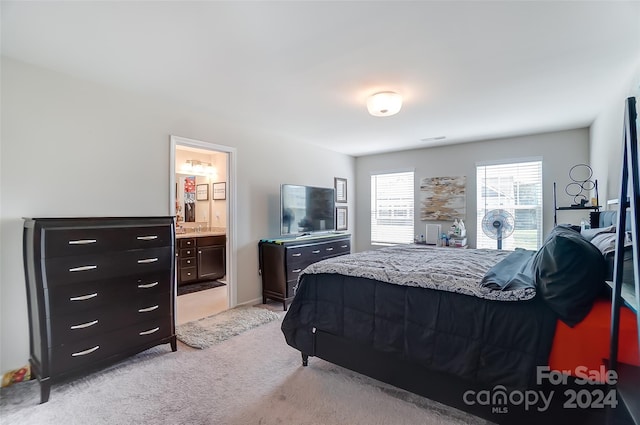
[0,312,491,425]
[176,306,281,348]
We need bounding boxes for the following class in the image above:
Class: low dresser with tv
[259,233,351,310]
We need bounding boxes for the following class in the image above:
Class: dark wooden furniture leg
[39,378,51,404]
[170,336,177,352]
[302,353,308,366]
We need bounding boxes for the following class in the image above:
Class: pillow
[532,226,606,327]
[589,232,617,255]
[580,225,616,242]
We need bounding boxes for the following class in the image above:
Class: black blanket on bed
[282,260,557,390]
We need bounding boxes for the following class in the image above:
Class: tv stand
[258,233,351,310]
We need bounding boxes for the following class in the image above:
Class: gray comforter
[298,244,536,301]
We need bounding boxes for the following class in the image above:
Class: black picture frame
[196,184,209,201]
[335,177,347,203]
[336,206,348,231]
[213,182,226,200]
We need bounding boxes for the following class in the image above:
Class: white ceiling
[2,1,640,157]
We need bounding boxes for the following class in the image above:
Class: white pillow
[580,225,615,242]
[589,230,632,255]
[589,232,617,255]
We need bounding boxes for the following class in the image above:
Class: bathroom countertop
[175,229,226,239]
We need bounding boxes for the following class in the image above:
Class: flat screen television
[281,184,335,236]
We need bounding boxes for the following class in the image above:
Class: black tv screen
[281,184,335,236]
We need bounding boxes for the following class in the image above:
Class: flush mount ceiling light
[367,91,402,117]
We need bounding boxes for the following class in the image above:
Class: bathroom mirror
[176,174,211,226]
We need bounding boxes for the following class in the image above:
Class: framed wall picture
[336,206,348,231]
[196,184,209,201]
[335,177,347,203]
[213,182,226,200]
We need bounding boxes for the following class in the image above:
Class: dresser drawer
[180,266,197,282]
[180,258,196,268]
[48,271,172,317]
[50,315,172,376]
[178,248,195,258]
[50,292,170,346]
[286,239,350,266]
[44,247,173,286]
[326,239,351,256]
[286,245,324,267]
[178,238,196,249]
[43,225,173,258]
[286,265,305,283]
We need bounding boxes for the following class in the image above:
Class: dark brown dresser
[22,217,177,403]
[259,234,351,310]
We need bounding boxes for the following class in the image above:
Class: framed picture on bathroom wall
[196,184,209,201]
[213,182,226,200]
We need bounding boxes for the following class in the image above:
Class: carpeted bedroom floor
[0,309,492,425]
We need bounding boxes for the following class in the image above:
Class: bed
[281,222,639,424]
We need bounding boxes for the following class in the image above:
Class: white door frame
[169,135,238,308]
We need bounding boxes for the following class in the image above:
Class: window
[476,160,543,250]
[371,171,414,245]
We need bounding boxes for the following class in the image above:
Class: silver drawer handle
[292,253,302,257]
[341,245,348,248]
[70,319,98,330]
[137,258,158,264]
[138,281,159,289]
[138,305,159,313]
[68,239,97,245]
[292,268,302,273]
[326,247,334,251]
[70,293,98,301]
[137,235,158,240]
[69,265,97,272]
[139,327,160,336]
[71,345,100,357]
[312,250,320,254]
[186,272,192,276]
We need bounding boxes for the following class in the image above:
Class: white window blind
[476,160,543,250]
[371,171,414,245]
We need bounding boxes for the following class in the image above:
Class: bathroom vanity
[176,230,226,286]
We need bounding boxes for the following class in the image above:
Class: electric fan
[482,209,515,250]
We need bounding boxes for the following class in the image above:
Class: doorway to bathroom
[169,135,237,325]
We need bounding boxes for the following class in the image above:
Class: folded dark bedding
[480,248,536,291]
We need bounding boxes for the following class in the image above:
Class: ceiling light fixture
[367,91,402,117]
[180,159,216,176]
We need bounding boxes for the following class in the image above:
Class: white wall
[355,129,590,252]
[0,58,355,374]
[590,66,640,203]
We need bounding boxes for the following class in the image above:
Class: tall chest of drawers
[259,234,351,310]
[22,217,177,403]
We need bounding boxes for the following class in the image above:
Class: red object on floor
[549,298,639,379]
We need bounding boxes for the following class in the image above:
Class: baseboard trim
[237,297,262,308]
